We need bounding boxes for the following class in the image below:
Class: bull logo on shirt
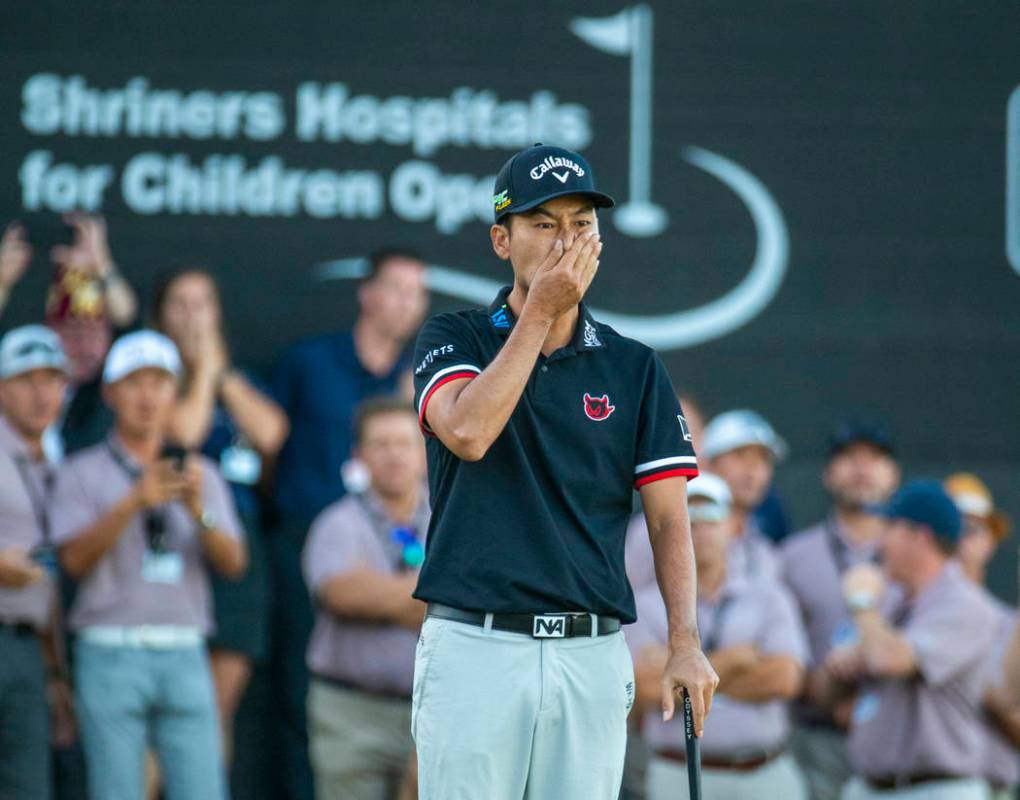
[583,392,616,421]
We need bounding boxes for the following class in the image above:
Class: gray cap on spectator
[102,330,181,384]
[0,325,69,379]
[701,409,788,461]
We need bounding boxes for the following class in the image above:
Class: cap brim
[504,189,615,218]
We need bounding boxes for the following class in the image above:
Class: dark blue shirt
[273,331,408,527]
[412,287,698,623]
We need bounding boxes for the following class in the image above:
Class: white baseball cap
[0,325,69,379]
[701,409,788,461]
[687,473,732,523]
[102,330,181,384]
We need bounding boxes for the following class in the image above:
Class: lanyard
[104,441,168,553]
[700,594,736,654]
[354,492,424,571]
[13,455,53,546]
[824,517,879,576]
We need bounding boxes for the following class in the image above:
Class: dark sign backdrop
[2,2,1018,596]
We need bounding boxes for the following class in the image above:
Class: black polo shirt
[412,286,698,623]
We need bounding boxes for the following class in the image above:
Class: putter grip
[682,688,702,799]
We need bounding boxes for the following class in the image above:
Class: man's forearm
[854,609,916,677]
[320,570,425,630]
[649,514,699,647]
[437,306,552,459]
[199,528,247,579]
[720,657,804,702]
[59,494,139,578]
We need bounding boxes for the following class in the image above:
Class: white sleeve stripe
[417,364,482,416]
[634,456,698,475]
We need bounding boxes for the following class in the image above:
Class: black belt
[658,746,785,772]
[426,603,621,639]
[866,774,967,791]
[0,621,36,637]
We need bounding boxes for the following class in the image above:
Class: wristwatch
[846,591,878,614]
[197,509,217,534]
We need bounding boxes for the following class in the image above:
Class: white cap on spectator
[0,325,69,379]
[701,409,788,461]
[102,330,181,384]
[687,473,732,523]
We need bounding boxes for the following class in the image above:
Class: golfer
[410,143,718,799]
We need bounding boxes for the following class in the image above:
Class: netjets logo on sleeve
[530,156,585,183]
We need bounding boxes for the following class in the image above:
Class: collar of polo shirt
[486,286,604,353]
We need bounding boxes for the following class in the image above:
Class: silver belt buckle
[532,614,567,638]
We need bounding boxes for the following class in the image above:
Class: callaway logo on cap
[492,143,615,222]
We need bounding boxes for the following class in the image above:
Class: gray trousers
[0,628,50,800]
[412,616,633,800]
[790,723,852,800]
[307,679,413,800]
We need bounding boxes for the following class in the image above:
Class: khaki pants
[307,679,413,800]
[840,776,991,800]
[647,752,807,800]
[790,723,852,800]
[412,616,633,800]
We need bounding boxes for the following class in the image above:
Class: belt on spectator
[0,621,36,637]
[312,673,411,702]
[865,774,967,791]
[78,625,204,650]
[656,746,786,772]
[426,603,621,639]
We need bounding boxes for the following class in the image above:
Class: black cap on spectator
[827,421,896,461]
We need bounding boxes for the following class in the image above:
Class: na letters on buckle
[532,614,567,638]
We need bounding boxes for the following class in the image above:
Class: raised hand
[0,223,32,294]
[524,231,603,322]
[51,213,115,277]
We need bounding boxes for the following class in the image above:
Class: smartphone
[160,444,189,471]
[18,211,73,268]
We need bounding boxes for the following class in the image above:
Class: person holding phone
[0,325,75,800]
[152,266,288,776]
[50,330,246,800]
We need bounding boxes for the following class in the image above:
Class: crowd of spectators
[0,214,1016,800]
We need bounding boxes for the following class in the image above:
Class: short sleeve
[201,461,244,541]
[412,314,483,436]
[301,502,372,595]
[633,353,698,488]
[904,594,996,687]
[625,585,669,657]
[50,461,100,545]
[758,584,811,666]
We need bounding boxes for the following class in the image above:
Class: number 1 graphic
[571,4,669,237]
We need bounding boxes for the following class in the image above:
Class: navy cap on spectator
[827,421,896,460]
[0,324,69,379]
[881,479,962,542]
[492,143,615,222]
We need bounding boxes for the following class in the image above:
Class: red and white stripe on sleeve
[633,456,699,488]
[417,364,482,436]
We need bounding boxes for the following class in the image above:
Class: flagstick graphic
[571,4,668,237]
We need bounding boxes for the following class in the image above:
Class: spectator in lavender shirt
[945,473,1019,800]
[0,326,75,800]
[628,472,809,800]
[302,397,428,799]
[50,331,246,800]
[701,410,788,586]
[782,422,901,800]
[815,480,999,800]
[152,266,289,770]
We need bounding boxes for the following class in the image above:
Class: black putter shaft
[682,688,702,799]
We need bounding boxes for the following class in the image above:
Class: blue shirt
[411,287,698,622]
[273,331,408,527]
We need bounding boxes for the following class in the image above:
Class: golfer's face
[506,196,598,289]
